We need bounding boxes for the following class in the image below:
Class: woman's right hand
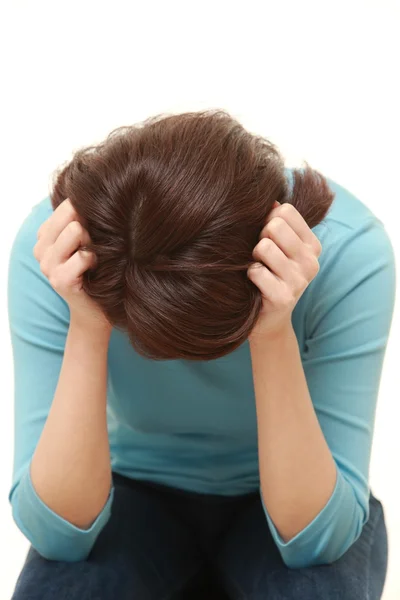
[33,198,112,334]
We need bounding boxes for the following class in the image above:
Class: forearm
[250,323,337,542]
[30,319,112,529]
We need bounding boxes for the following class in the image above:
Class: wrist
[249,320,294,348]
[69,314,112,342]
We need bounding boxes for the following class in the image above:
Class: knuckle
[248,261,263,277]
[253,238,270,261]
[315,239,323,256]
[36,223,45,239]
[280,202,294,216]
[258,224,268,239]
[39,260,49,278]
[301,251,320,279]
[258,237,274,254]
[306,254,320,277]
[32,243,41,261]
[307,238,322,257]
[67,220,83,237]
[269,216,284,231]
[48,273,60,289]
[79,248,93,267]
[313,256,320,274]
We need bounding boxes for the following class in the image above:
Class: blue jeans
[12,471,388,599]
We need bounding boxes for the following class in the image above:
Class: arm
[248,209,396,567]
[30,319,112,530]
[251,322,338,546]
[8,200,115,562]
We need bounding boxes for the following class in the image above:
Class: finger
[50,250,96,292]
[262,216,304,260]
[247,262,282,302]
[42,220,91,271]
[36,199,81,247]
[64,248,97,279]
[262,203,322,256]
[252,237,290,281]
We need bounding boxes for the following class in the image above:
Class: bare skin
[248,201,337,541]
[30,199,113,529]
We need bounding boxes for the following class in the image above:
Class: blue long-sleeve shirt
[7,173,396,567]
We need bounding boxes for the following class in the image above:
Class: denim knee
[12,547,141,600]
[247,561,365,600]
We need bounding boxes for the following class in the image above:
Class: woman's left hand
[247,201,323,341]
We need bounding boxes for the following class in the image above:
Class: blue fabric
[11,472,388,599]
[7,173,396,567]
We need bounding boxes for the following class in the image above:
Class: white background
[1,1,399,598]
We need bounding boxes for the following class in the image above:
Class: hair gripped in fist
[33,198,111,333]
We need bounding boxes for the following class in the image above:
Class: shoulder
[313,175,387,244]
[291,173,396,337]
[8,196,70,328]
[284,168,394,268]
[312,176,394,272]
[284,166,387,243]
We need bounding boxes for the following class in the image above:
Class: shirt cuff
[261,466,363,568]
[12,463,115,562]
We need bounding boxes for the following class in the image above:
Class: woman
[8,110,395,599]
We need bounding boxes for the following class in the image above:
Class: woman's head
[51,109,334,360]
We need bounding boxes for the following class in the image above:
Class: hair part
[51,109,334,360]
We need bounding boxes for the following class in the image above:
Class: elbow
[11,504,94,562]
[28,540,92,563]
[34,545,92,563]
[282,552,330,570]
[9,471,114,563]
[283,550,344,570]
[277,482,369,569]
[282,544,348,569]
[281,521,365,570]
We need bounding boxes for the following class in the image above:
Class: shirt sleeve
[7,201,115,562]
[261,216,397,568]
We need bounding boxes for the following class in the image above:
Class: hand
[247,201,322,341]
[33,198,112,335]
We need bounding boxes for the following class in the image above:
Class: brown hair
[51,109,334,360]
